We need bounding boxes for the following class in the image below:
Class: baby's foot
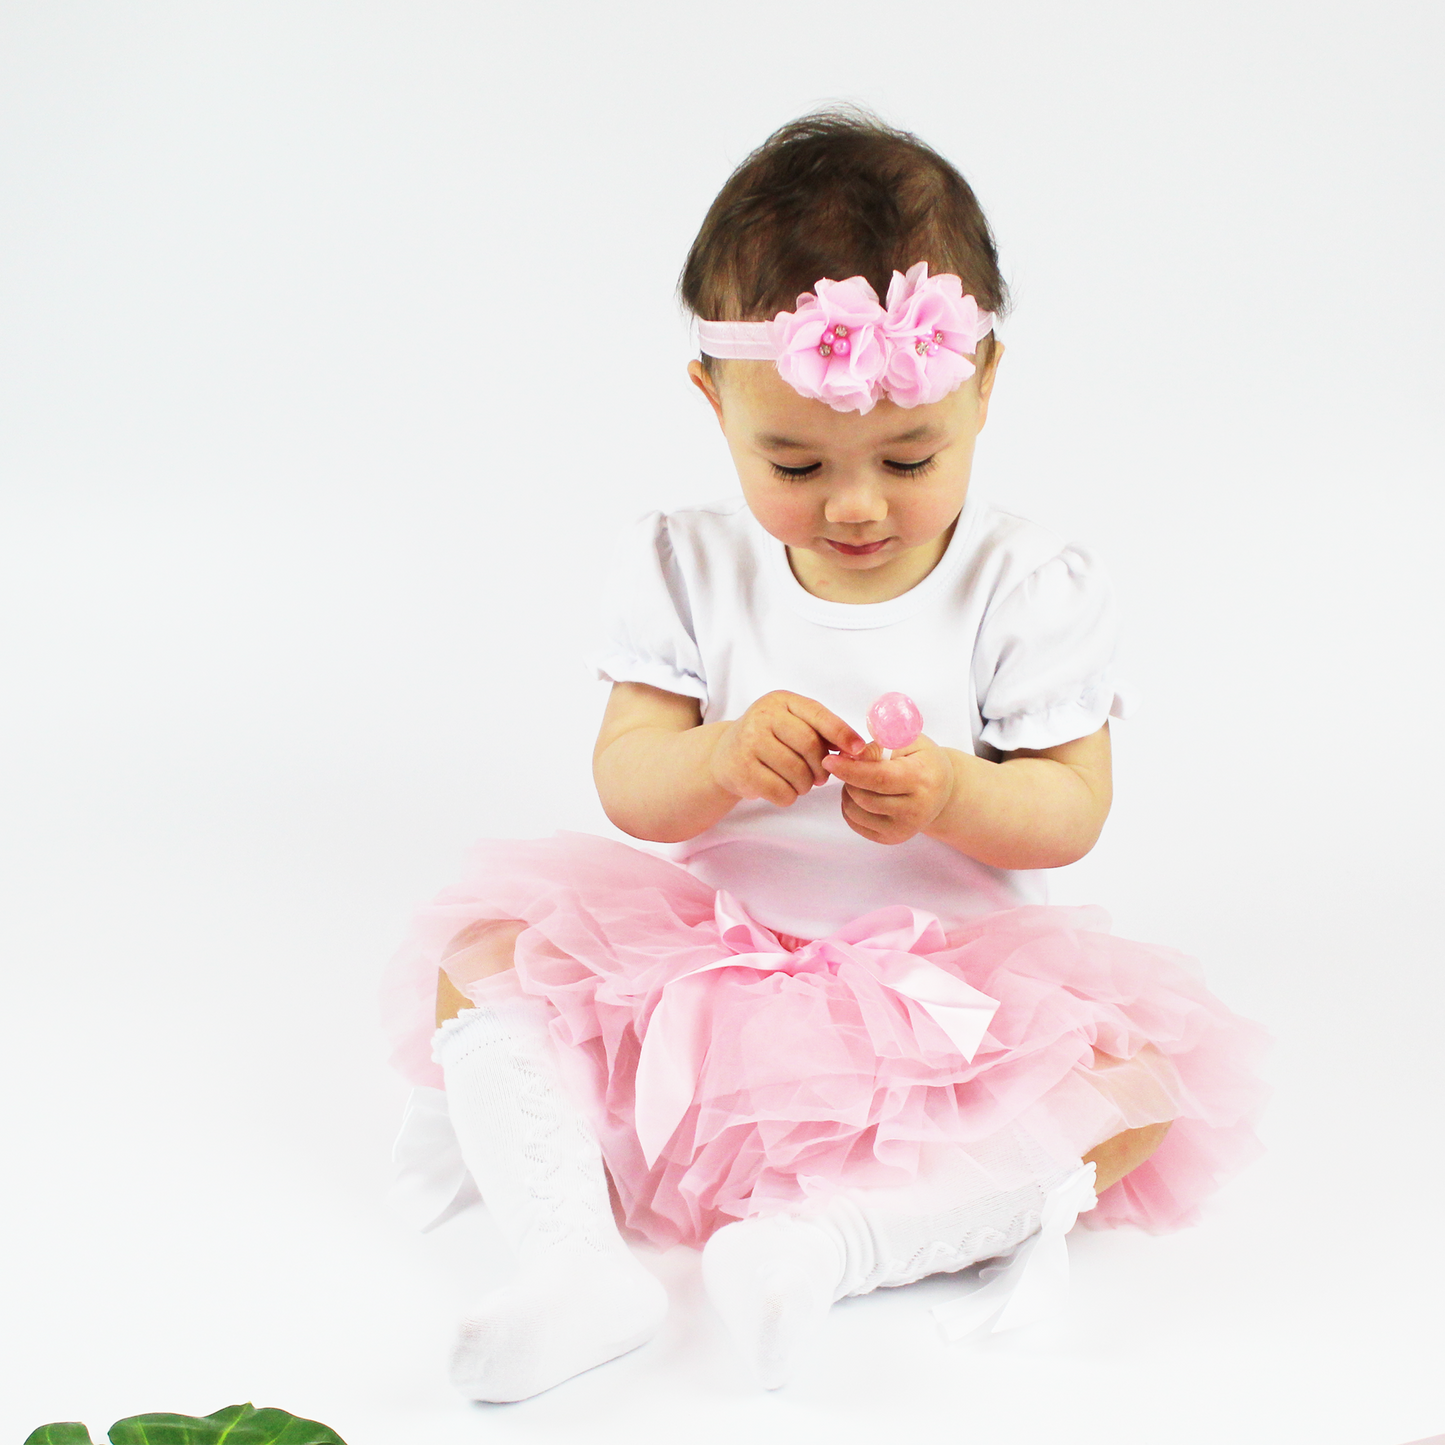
[450,1251,667,1403]
[701,1214,844,1390]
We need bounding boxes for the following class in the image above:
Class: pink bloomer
[380,832,1268,1250]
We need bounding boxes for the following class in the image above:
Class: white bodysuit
[587,491,1129,940]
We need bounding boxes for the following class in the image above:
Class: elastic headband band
[696,262,995,415]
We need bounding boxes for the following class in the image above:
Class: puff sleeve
[973,545,1130,752]
[586,511,708,705]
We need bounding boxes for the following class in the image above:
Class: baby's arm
[823,725,1112,869]
[594,682,866,844]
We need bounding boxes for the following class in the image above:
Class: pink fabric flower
[880,264,988,409]
[771,276,890,414]
[756,264,994,414]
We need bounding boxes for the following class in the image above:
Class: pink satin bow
[632,891,1000,1167]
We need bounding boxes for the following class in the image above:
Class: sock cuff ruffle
[431,987,553,1068]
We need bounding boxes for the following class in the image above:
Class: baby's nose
[824,485,887,523]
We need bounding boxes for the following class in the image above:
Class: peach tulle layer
[380,832,1268,1250]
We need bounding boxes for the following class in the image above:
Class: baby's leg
[431,918,665,1401]
[435,918,526,1025]
[704,1125,1077,1388]
[1084,1122,1172,1192]
[1077,1044,1178,1190]
[703,1115,1170,1390]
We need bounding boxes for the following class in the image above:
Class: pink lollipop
[866,692,923,759]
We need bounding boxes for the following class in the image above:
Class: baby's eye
[883,456,938,476]
[770,461,822,480]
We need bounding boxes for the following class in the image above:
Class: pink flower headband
[696,262,995,415]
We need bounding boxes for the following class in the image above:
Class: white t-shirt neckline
[759,490,984,631]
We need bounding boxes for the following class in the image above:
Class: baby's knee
[435,918,526,1026]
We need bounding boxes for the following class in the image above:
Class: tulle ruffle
[380,832,1267,1249]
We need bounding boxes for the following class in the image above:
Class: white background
[3,2,1443,1442]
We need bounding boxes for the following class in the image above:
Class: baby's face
[690,346,1001,601]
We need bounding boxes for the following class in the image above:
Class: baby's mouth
[826,538,890,556]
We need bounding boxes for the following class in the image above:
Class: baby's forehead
[724,362,960,443]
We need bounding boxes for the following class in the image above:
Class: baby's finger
[822,754,907,793]
[772,712,832,783]
[757,734,817,799]
[840,789,891,843]
[741,757,803,807]
[843,783,895,817]
[785,696,867,759]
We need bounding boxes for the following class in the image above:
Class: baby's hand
[711,691,866,808]
[822,736,956,845]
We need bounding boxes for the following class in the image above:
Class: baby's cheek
[743,485,813,544]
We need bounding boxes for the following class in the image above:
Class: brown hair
[680,108,1008,349]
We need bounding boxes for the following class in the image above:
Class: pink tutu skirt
[381,832,1267,1250]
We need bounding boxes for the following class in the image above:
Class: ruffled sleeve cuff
[586,510,709,708]
[588,650,708,703]
[979,675,1136,752]
[975,544,1136,752]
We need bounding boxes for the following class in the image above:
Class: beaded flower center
[817,323,851,359]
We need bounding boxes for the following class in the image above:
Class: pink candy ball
[866,692,923,751]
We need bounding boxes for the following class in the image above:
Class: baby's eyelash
[884,456,938,476]
[769,457,938,481]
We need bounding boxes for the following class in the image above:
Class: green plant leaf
[106,1403,347,1444]
[23,1426,96,1445]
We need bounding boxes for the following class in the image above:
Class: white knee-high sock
[700,1213,845,1390]
[702,1124,1082,1389]
[434,971,667,1402]
[825,1127,1079,1298]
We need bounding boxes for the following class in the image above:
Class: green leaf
[107,1404,347,1445]
[23,1426,96,1445]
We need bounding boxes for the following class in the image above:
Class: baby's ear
[687,360,726,424]
[977,337,1004,393]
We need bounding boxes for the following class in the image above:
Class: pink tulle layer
[381,832,1268,1250]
